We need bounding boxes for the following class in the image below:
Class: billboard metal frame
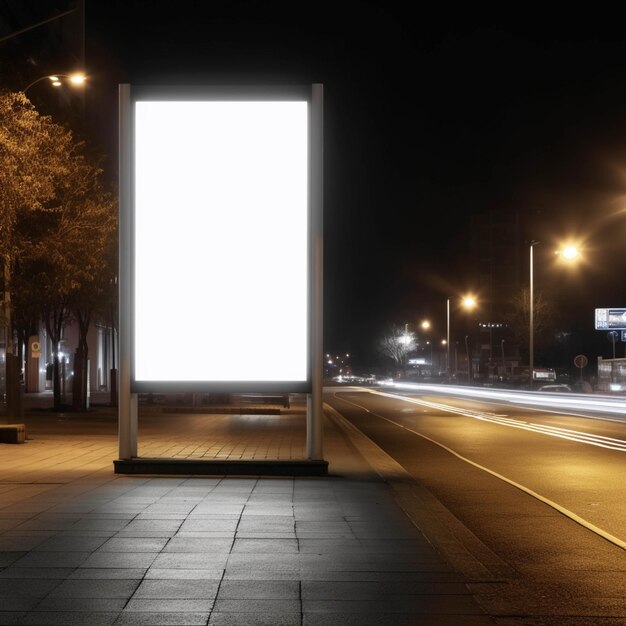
[118,84,324,462]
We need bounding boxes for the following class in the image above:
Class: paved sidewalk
[0,399,493,625]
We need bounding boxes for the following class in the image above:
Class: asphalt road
[326,385,626,624]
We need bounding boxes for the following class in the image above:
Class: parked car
[538,384,571,392]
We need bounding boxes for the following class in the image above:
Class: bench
[238,394,291,408]
[0,424,26,444]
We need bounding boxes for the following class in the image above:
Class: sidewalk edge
[324,401,514,582]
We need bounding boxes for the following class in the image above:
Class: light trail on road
[384,381,626,417]
[370,389,626,452]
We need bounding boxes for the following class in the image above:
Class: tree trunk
[72,347,84,411]
[53,353,61,410]
[73,311,90,412]
[45,304,67,411]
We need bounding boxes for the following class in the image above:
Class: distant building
[470,209,522,378]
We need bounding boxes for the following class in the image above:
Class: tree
[68,186,117,411]
[378,325,416,374]
[1,91,74,416]
[504,288,555,360]
[3,91,118,411]
[27,144,116,410]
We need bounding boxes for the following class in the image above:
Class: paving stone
[124,599,214,612]
[144,568,224,580]
[0,578,61,598]
[33,535,109,552]
[79,552,159,569]
[209,613,301,625]
[162,537,232,553]
[11,551,91,568]
[151,553,229,569]
[0,598,39,611]
[132,579,219,599]
[46,578,141,598]
[0,536,49,551]
[230,538,298,553]
[0,567,75,579]
[69,568,147,580]
[35,597,128,611]
[98,537,169,553]
[212,599,301,613]
[114,612,210,625]
[217,580,299,599]
[9,612,120,625]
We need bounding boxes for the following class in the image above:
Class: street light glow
[558,245,579,260]
[462,295,477,309]
[24,72,87,94]
[421,320,431,330]
[69,72,86,85]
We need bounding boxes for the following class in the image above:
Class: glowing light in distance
[421,320,431,330]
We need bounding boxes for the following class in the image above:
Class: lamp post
[529,241,580,390]
[529,240,539,390]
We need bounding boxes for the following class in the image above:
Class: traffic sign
[574,354,588,368]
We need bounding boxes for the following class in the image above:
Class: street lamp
[446,294,477,383]
[529,241,580,389]
[23,72,86,95]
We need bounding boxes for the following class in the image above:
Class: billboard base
[113,458,328,476]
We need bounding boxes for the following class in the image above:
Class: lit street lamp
[23,72,86,95]
[446,294,477,382]
[529,241,580,389]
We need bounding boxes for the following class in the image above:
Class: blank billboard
[132,94,310,390]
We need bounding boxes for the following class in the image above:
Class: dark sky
[80,2,626,368]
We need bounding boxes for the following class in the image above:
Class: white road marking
[368,389,626,452]
[332,391,626,552]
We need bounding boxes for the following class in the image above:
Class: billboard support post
[116,83,326,473]
[118,83,137,460]
[307,84,324,461]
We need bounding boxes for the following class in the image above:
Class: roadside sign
[574,354,588,369]
[595,308,626,330]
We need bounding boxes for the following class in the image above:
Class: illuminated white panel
[134,100,308,383]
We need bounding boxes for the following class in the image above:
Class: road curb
[324,401,514,582]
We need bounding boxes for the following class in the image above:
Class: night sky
[81,2,626,370]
